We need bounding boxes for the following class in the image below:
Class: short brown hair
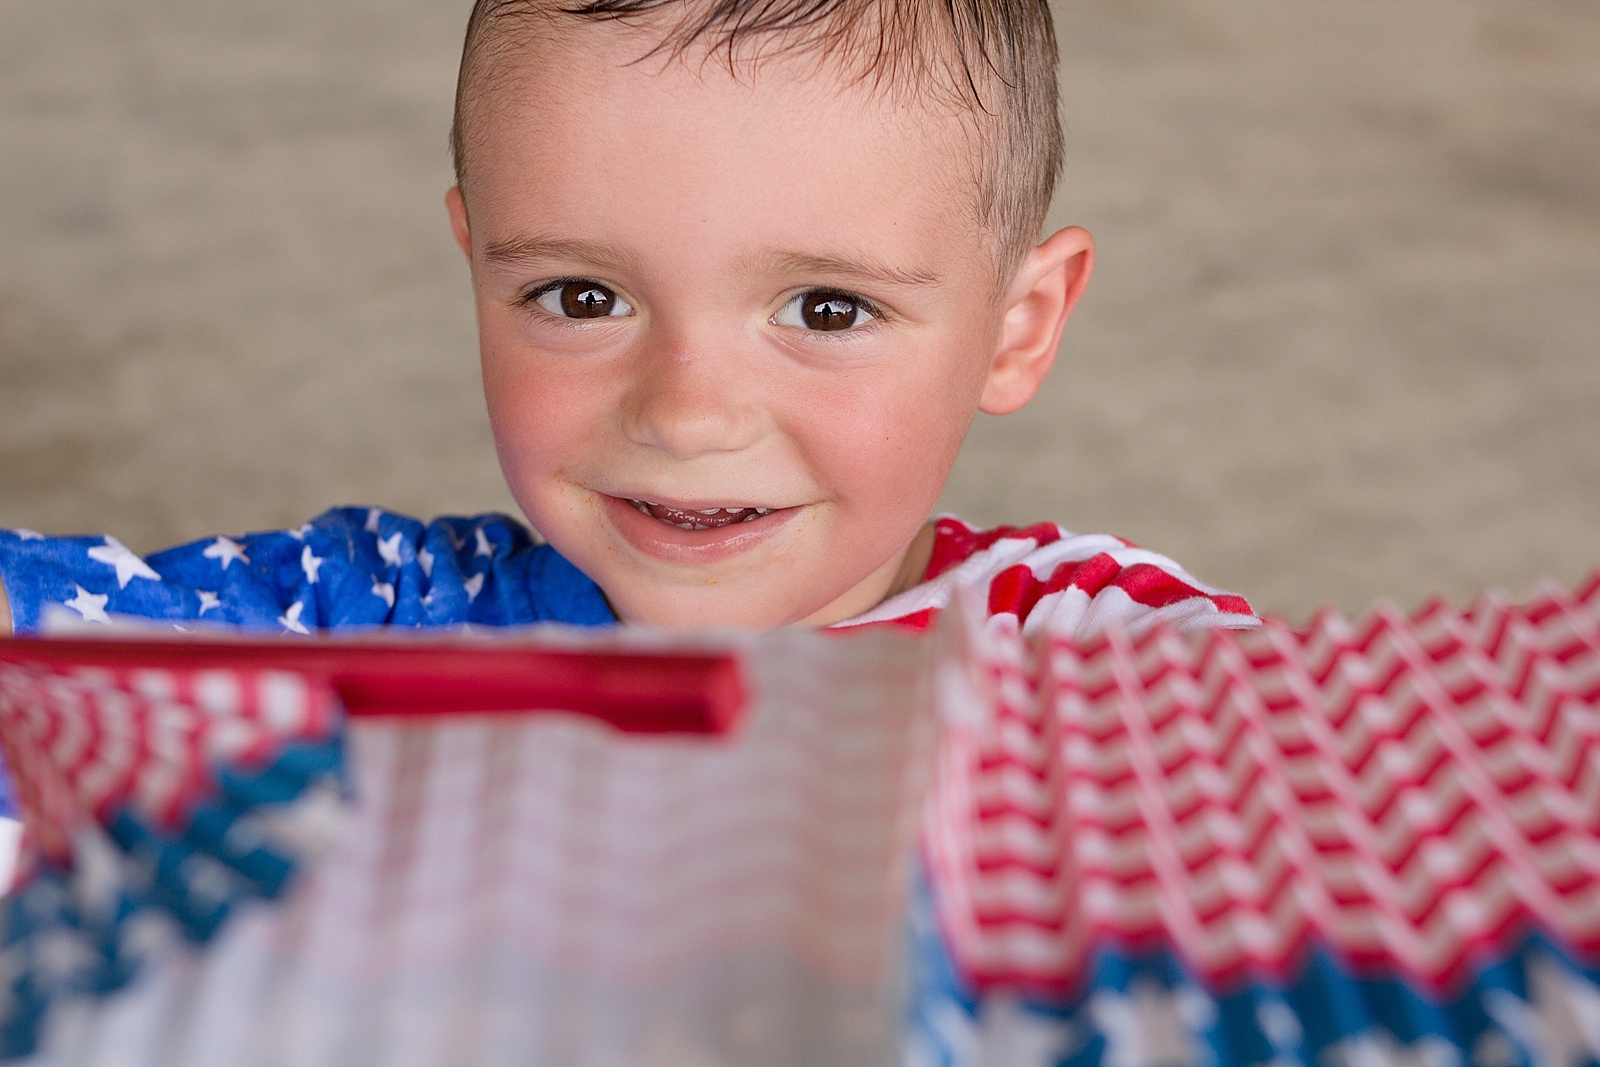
[450,0,1063,270]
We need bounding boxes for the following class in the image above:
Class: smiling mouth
[626,499,776,530]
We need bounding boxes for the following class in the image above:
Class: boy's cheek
[803,406,964,532]
[482,359,599,492]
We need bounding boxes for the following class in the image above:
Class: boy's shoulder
[0,507,613,635]
[837,515,1257,637]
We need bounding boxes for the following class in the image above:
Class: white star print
[463,572,485,602]
[474,526,494,557]
[279,601,310,635]
[920,994,1078,1067]
[64,585,111,625]
[372,580,395,608]
[1256,1001,1302,1052]
[365,508,382,534]
[1485,953,1600,1067]
[33,929,97,984]
[202,536,250,570]
[86,536,160,588]
[378,531,405,570]
[417,545,434,577]
[15,529,43,541]
[196,590,221,615]
[1322,1032,1460,1067]
[1089,979,1217,1067]
[285,523,314,541]
[301,544,323,585]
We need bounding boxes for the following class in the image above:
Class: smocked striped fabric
[907,573,1600,1067]
[837,517,1257,636]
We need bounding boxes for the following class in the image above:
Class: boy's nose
[620,346,763,460]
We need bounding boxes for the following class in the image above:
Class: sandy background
[0,0,1595,623]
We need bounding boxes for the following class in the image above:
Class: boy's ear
[446,186,472,259]
[979,226,1095,415]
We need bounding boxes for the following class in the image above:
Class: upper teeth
[624,499,774,524]
[630,500,773,516]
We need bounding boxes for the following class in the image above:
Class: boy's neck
[796,520,937,628]
[886,521,938,602]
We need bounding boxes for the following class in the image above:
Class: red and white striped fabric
[837,517,1258,636]
[925,572,1600,996]
[0,664,339,864]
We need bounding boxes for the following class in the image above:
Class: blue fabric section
[0,506,615,636]
[904,861,1600,1067]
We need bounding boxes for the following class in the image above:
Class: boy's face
[449,25,1085,628]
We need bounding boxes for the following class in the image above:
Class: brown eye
[532,280,632,319]
[776,289,878,333]
[563,283,614,317]
[801,291,862,331]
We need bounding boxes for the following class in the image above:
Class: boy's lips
[599,492,800,563]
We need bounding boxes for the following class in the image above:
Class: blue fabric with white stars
[0,506,615,638]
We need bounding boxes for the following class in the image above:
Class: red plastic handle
[0,635,746,735]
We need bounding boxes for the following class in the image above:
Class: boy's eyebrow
[750,250,944,289]
[480,236,943,289]
[480,235,644,275]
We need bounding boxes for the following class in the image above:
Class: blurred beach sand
[0,0,1595,622]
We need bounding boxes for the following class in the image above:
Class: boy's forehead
[457,18,985,226]
[456,21,1007,295]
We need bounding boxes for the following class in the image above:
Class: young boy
[0,0,1255,1059]
[0,0,1252,642]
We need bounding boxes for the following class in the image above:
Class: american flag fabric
[907,573,1600,1067]
[29,508,1600,1067]
[836,517,1258,636]
[0,507,615,640]
[0,575,1595,1066]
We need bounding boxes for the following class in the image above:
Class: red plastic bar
[0,635,746,735]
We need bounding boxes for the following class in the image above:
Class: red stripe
[925,519,1064,581]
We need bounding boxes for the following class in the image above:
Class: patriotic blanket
[0,575,1596,1065]
[2,509,1598,1067]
